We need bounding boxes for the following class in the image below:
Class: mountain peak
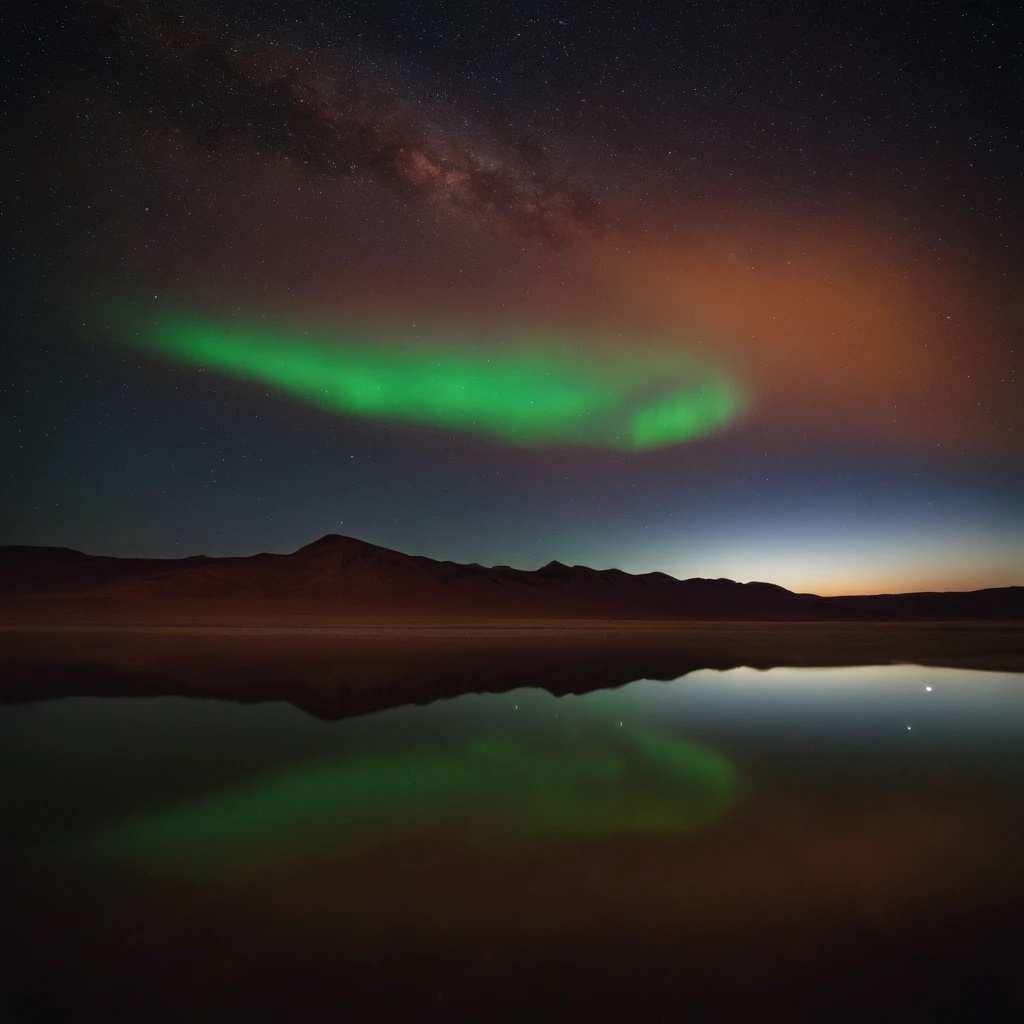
[293,534,388,556]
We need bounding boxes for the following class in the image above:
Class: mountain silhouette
[1,534,1021,620]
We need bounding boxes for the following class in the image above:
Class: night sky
[2,0,1021,595]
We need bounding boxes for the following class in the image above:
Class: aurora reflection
[139,317,743,449]
[77,725,735,877]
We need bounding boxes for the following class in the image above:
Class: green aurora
[140,317,743,449]
[76,726,735,877]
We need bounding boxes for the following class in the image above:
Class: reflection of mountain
[2,623,1021,721]
[0,643,732,720]
[2,534,1022,621]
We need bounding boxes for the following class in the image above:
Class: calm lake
[3,664,1023,1021]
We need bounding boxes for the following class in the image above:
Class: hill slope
[1,535,1021,620]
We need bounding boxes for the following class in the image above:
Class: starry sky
[2,0,1021,595]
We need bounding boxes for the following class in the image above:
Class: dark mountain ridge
[1,534,1021,620]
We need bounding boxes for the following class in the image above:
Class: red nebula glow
[578,208,1017,453]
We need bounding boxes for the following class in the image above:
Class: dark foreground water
[3,665,1023,1022]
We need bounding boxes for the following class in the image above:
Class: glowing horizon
[661,530,1024,596]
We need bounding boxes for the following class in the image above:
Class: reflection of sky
[2,665,1022,875]
[635,665,1024,733]
[3,687,739,875]
[621,665,1024,795]
[72,722,735,877]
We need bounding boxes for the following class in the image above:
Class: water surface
[3,664,1022,1020]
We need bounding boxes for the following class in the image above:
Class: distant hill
[1,534,1021,621]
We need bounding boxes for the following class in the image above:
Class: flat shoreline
[2,618,1022,634]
